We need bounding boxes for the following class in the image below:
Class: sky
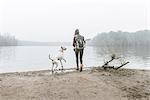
[0,0,149,42]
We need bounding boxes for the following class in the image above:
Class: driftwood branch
[102,54,129,70]
[102,54,116,67]
[115,62,129,70]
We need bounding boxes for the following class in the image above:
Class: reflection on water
[0,46,150,73]
[0,47,16,62]
[93,46,150,69]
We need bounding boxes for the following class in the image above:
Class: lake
[0,46,150,73]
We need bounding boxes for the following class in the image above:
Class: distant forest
[1,30,150,47]
[0,33,18,46]
[91,30,150,47]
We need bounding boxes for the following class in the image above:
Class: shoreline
[0,67,150,100]
[1,66,150,75]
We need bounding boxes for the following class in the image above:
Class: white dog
[49,46,67,73]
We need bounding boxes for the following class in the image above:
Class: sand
[0,68,150,100]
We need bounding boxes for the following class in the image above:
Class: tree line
[91,30,150,47]
[0,33,18,46]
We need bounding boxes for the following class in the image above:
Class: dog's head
[60,46,67,51]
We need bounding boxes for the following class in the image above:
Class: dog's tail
[49,54,53,61]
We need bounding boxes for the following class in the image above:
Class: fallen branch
[115,62,130,70]
[102,54,120,68]
[102,54,129,70]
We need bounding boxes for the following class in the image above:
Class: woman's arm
[73,37,76,47]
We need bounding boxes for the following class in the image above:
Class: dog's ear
[64,47,67,50]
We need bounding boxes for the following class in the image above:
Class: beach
[0,68,150,100]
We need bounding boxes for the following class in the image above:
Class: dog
[49,46,67,73]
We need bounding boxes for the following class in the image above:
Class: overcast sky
[0,0,149,42]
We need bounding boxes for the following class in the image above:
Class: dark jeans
[75,49,84,69]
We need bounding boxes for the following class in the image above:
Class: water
[0,46,150,73]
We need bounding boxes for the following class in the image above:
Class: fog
[0,0,149,42]
[92,30,150,47]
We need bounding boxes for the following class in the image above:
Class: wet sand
[0,68,150,100]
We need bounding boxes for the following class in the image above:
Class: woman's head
[75,29,79,35]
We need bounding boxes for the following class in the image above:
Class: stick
[115,62,130,70]
[102,58,114,67]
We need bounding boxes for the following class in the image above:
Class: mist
[0,0,149,42]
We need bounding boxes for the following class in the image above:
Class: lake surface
[0,46,150,73]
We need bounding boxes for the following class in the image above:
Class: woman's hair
[75,29,79,35]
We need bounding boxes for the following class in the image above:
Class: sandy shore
[0,68,150,100]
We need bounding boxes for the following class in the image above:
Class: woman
[73,29,85,72]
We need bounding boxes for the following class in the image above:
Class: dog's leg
[62,58,66,63]
[54,62,58,72]
[59,60,63,70]
[52,63,54,74]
